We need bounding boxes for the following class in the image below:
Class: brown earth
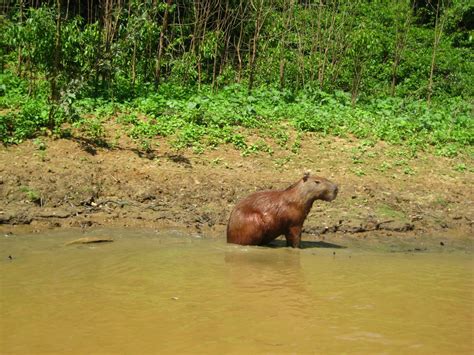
[0,131,473,249]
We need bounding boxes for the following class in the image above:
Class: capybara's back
[227,173,338,248]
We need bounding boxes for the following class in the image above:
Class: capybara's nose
[334,185,339,195]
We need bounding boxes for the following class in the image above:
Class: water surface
[1,229,472,354]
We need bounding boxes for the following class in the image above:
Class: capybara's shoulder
[235,190,284,209]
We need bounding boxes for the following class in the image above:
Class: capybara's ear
[303,171,310,181]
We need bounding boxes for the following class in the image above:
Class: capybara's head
[299,172,338,202]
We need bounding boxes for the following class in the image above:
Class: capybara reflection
[227,173,338,248]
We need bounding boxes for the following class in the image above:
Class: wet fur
[227,174,338,248]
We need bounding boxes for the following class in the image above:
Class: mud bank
[1,135,472,245]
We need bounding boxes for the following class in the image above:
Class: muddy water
[1,230,473,354]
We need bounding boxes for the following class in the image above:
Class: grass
[19,186,41,205]
[376,204,407,221]
[1,70,473,159]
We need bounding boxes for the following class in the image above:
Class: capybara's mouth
[326,185,338,201]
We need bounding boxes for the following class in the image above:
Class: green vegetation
[19,186,41,205]
[376,203,407,221]
[1,0,473,156]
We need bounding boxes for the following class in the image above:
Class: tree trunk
[390,2,412,96]
[17,0,24,78]
[318,0,337,89]
[235,6,245,83]
[155,0,174,89]
[212,1,224,91]
[49,0,62,128]
[248,29,258,93]
[351,60,363,106]
[296,6,306,89]
[65,0,70,20]
[329,2,356,86]
[309,0,323,83]
[279,0,293,90]
[427,0,445,105]
[131,40,137,92]
[248,0,268,93]
[51,0,62,102]
[191,0,212,88]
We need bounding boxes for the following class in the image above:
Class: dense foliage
[0,0,473,156]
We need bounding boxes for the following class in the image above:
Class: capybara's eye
[314,180,321,184]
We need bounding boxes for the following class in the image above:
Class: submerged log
[65,237,113,246]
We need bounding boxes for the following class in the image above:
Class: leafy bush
[1,99,49,144]
[112,83,472,156]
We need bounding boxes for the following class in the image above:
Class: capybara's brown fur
[227,173,338,248]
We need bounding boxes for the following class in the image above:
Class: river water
[1,229,472,354]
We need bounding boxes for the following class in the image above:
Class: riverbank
[0,132,472,246]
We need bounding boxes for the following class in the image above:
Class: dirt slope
[0,133,472,245]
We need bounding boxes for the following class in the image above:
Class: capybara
[227,173,338,248]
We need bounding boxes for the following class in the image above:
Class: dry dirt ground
[0,132,473,250]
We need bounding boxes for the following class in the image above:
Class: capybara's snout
[323,182,338,202]
[331,184,339,200]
